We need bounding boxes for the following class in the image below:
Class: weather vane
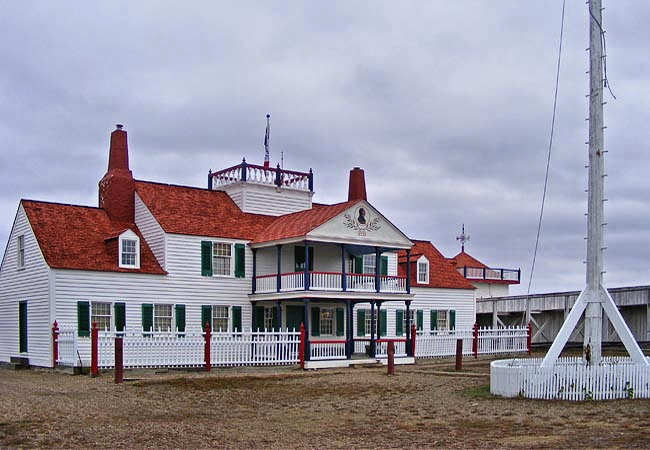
[456,223,470,252]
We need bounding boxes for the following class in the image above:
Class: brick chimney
[99,124,135,223]
[348,167,367,202]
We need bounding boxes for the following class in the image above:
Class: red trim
[90,321,98,377]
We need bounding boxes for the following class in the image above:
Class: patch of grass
[464,384,493,399]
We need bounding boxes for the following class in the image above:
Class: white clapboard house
[0,125,478,368]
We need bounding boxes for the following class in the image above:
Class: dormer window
[118,230,140,269]
[417,255,429,284]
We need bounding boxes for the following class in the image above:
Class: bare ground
[1,355,649,449]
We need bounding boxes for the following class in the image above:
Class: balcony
[209,159,313,192]
[458,266,520,283]
[254,271,408,294]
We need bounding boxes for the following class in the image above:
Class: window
[16,235,25,268]
[264,307,274,330]
[417,256,429,284]
[213,305,230,332]
[403,309,415,334]
[154,304,173,332]
[320,308,334,336]
[362,254,376,274]
[213,243,232,276]
[437,310,448,331]
[92,302,112,331]
[364,308,375,336]
[118,231,140,269]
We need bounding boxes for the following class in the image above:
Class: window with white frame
[118,231,140,269]
[213,305,230,332]
[417,256,429,284]
[154,304,173,332]
[264,307,274,330]
[362,254,376,274]
[212,243,232,276]
[364,308,377,336]
[320,308,334,336]
[16,235,25,268]
[403,309,416,334]
[437,310,449,331]
[92,302,112,331]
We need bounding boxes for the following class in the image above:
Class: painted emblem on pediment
[344,206,381,236]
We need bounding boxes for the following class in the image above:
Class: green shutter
[114,302,126,332]
[430,310,438,331]
[201,305,212,331]
[357,309,366,336]
[380,255,388,276]
[311,307,320,337]
[141,303,153,333]
[175,304,186,333]
[234,244,245,278]
[77,301,90,337]
[201,241,213,276]
[336,308,344,336]
[379,309,387,337]
[19,302,28,353]
[354,256,363,274]
[254,306,265,331]
[417,309,423,331]
[396,310,404,336]
[271,307,278,330]
[449,310,456,331]
[232,306,242,332]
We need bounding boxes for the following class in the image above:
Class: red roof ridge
[21,199,102,211]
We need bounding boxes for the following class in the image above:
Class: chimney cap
[115,124,124,130]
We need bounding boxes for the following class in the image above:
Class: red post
[52,321,59,367]
[527,321,533,356]
[299,322,305,370]
[410,324,417,357]
[472,322,478,359]
[91,321,98,377]
[204,322,211,372]
[114,335,123,384]
[455,338,463,371]
[387,340,395,375]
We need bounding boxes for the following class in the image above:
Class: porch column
[252,248,257,294]
[376,301,383,338]
[405,300,412,355]
[406,249,411,294]
[346,301,353,359]
[276,244,282,292]
[341,244,347,292]
[370,300,376,357]
[303,298,310,360]
[276,300,282,331]
[304,240,310,291]
[492,299,498,328]
[375,247,381,293]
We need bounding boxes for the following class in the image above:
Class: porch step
[10,356,29,370]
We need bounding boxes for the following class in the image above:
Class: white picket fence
[491,357,650,401]
[56,325,79,366]
[415,327,528,358]
[92,328,300,369]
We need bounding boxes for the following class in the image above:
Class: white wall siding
[223,182,311,216]
[134,193,166,270]
[472,282,510,299]
[0,205,52,366]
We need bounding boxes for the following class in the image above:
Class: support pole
[52,321,59,367]
[455,339,463,371]
[527,322,533,356]
[411,324,417,357]
[370,300,376,357]
[303,299,310,360]
[405,300,412,355]
[387,341,395,376]
[299,323,305,369]
[91,321,98,377]
[204,322,211,372]
[472,322,478,359]
[114,335,123,384]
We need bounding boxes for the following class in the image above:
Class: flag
[263,114,270,167]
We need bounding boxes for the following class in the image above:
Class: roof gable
[398,240,474,290]
[450,250,488,269]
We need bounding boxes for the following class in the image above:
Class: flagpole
[264,114,270,169]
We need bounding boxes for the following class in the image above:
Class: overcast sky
[1,1,648,295]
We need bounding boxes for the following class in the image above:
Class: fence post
[91,321,98,377]
[52,321,59,367]
[455,338,463,371]
[204,322,211,372]
[410,324,417,357]
[472,323,478,359]
[387,341,395,375]
[114,335,123,384]
[527,322,532,356]
[299,322,305,370]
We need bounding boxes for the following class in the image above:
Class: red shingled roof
[251,200,357,244]
[450,250,488,269]
[21,200,165,275]
[135,180,276,239]
[398,240,474,290]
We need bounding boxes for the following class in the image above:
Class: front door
[285,305,305,331]
[19,301,27,353]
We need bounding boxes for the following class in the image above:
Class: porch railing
[458,266,520,282]
[310,340,346,360]
[210,161,313,192]
[255,271,408,294]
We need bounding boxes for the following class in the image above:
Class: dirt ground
[1,354,649,449]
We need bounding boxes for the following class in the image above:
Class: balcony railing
[209,159,313,192]
[254,272,408,294]
[458,266,520,282]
